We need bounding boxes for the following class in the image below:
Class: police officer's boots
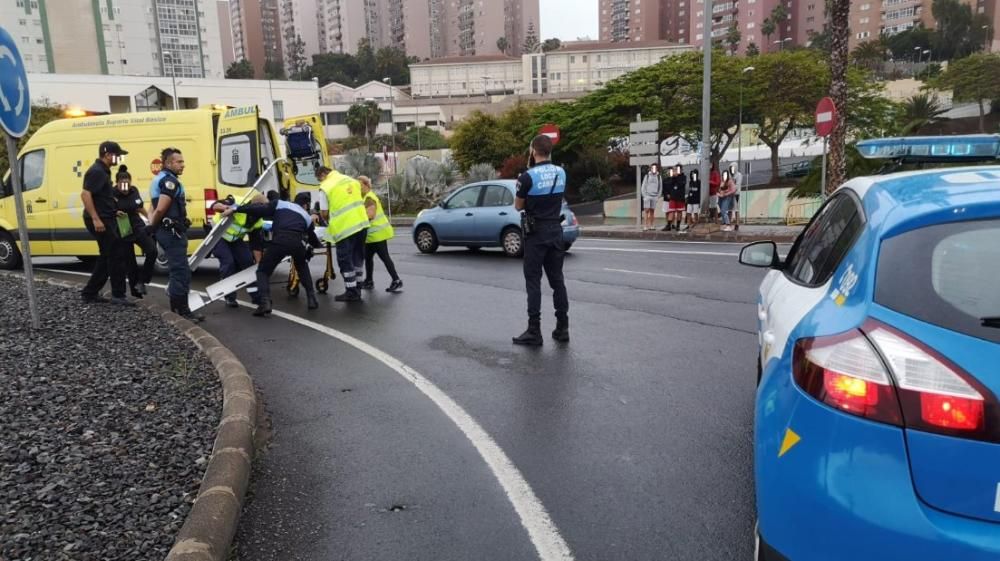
[171,296,205,323]
[552,316,570,343]
[512,318,544,346]
[334,287,362,302]
[253,297,273,317]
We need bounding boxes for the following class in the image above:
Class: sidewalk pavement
[389,215,803,243]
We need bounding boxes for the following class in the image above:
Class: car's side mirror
[439,200,447,209]
[740,241,780,268]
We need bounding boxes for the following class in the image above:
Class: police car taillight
[794,322,996,441]
[865,322,989,437]
[204,188,219,218]
[793,330,903,426]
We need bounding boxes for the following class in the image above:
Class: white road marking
[573,246,739,257]
[603,268,690,280]
[37,268,576,561]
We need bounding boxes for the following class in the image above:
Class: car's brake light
[866,324,988,435]
[794,321,998,442]
[204,188,219,218]
[793,331,903,425]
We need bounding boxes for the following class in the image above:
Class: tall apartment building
[278,0,321,73]
[599,0,663,43]
[229,0,283,77]
[219,0,236,68]
[0,0,224,77]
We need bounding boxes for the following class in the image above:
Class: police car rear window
[875,219,1000,343]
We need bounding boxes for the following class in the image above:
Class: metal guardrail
[785,199,821,226]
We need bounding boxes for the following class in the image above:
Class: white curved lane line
[37,268,576,561]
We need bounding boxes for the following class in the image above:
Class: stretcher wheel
[316,278,329,294]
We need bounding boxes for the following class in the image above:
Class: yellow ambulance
[0,105,329,269]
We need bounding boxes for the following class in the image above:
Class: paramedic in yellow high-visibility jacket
[357,176,402,293]
[318,168,370,302]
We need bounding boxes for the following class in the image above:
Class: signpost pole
[821,135,828,200]
[6,133,39,329]
[635,114,642,230]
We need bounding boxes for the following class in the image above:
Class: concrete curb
[578,229,799,244]
[20,274,256,561]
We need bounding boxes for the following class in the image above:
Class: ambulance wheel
[316,278,329,294]
[288,284,300,297]
[0,231,22,270]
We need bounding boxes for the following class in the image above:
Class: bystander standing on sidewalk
[730,163,743,230]
[662,166,686,232]
[708,163,722,224]
[718,170,738,232]
[683,169,701,232]
[640,164,662,231]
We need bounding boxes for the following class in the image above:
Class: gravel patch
[0,276,222,560]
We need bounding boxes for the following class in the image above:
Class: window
[446,186,482,209]
[272,100,284,121]
[876,219,1000,343]
[324,112,347,125]
[219,131,260,187]
[570,55,575,63]
[784,193,864,286]
[2,150,45,198]
[481,185,513,207]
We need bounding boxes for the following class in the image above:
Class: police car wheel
[0,231,22,270]
[415,226,438,254]
[501,227,523,258]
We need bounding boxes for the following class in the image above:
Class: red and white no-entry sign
[539,123,561,145]
[815,97,837,137]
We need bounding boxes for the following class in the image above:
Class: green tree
[746,50,831,183]
[356,38,377,81]
[450,112,517,171]
[0,104,64,178]
[746,42,760,57]
[285,32,308,79]
[402,127,448,150]
[885,25,933,60]
[852,40,887,72]
[308,52,362,86]
[827,0,851,193]
[542,38,562,52]
[523,21,540,53]
[346,101,383,140]
[497,36,509,54]
[725,24,742,55]
[931,0,991,59]
[264,57,286,80]
[225,59,255,79]
[929,52,1000,132]
[807,28,832,55]
[898,93,948,135]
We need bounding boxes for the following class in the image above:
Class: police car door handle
[499,211,508,216]
[465,212,474,217]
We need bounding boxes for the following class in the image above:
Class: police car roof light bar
[857,134,1000,164]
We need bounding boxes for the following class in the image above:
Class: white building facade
[410,56,523,98]
[524,41,692,95]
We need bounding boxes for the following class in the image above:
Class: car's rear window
[876,219,1000,343]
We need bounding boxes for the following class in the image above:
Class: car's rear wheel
[415,226,438,254]
[0,231,22,270]
[501,227,523,258]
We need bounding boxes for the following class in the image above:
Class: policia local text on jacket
[318,170,370,302]
[147,147,203,322]
[222,193,321,316]
[513,134,570,346]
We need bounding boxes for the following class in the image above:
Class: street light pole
[700,0,713,215]
[164,52,179,110]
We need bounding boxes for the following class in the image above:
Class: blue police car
[740,135,1000,561]
[412,180,580,257]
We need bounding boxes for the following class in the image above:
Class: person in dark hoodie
[112,165,158,299]
[683,168,702,232]
[662,165,686,231]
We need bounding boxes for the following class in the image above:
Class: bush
[579,177,612,202]
[466,163,498,183]
[499,154,528,179]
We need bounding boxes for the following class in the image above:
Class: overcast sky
[540,0,599,42]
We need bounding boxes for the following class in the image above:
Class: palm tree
[898,93,948,135]
[497,37,509,55]
[827,0,851,194]
[851,39,887,72]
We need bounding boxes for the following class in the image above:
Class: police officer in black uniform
[147,147,204,322]
[218,192,321,317]
[80,140,132,306]
[513,134,570,346]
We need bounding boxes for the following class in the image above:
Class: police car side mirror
[740,241,779,269]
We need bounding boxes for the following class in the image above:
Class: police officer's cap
[99,141,129,157]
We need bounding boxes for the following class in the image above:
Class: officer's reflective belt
[329,200,364,218]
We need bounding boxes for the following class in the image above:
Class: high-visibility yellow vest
[214,212,262,243]
[364,191,394,244]
[320,172,370,243]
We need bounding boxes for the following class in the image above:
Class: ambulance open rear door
[281,114,331,212]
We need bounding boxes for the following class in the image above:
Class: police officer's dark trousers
[523,222,568,325]
[82,216,128,299]
[155,229,191,300]
[214,239,258,304]
[256,240,314,305]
